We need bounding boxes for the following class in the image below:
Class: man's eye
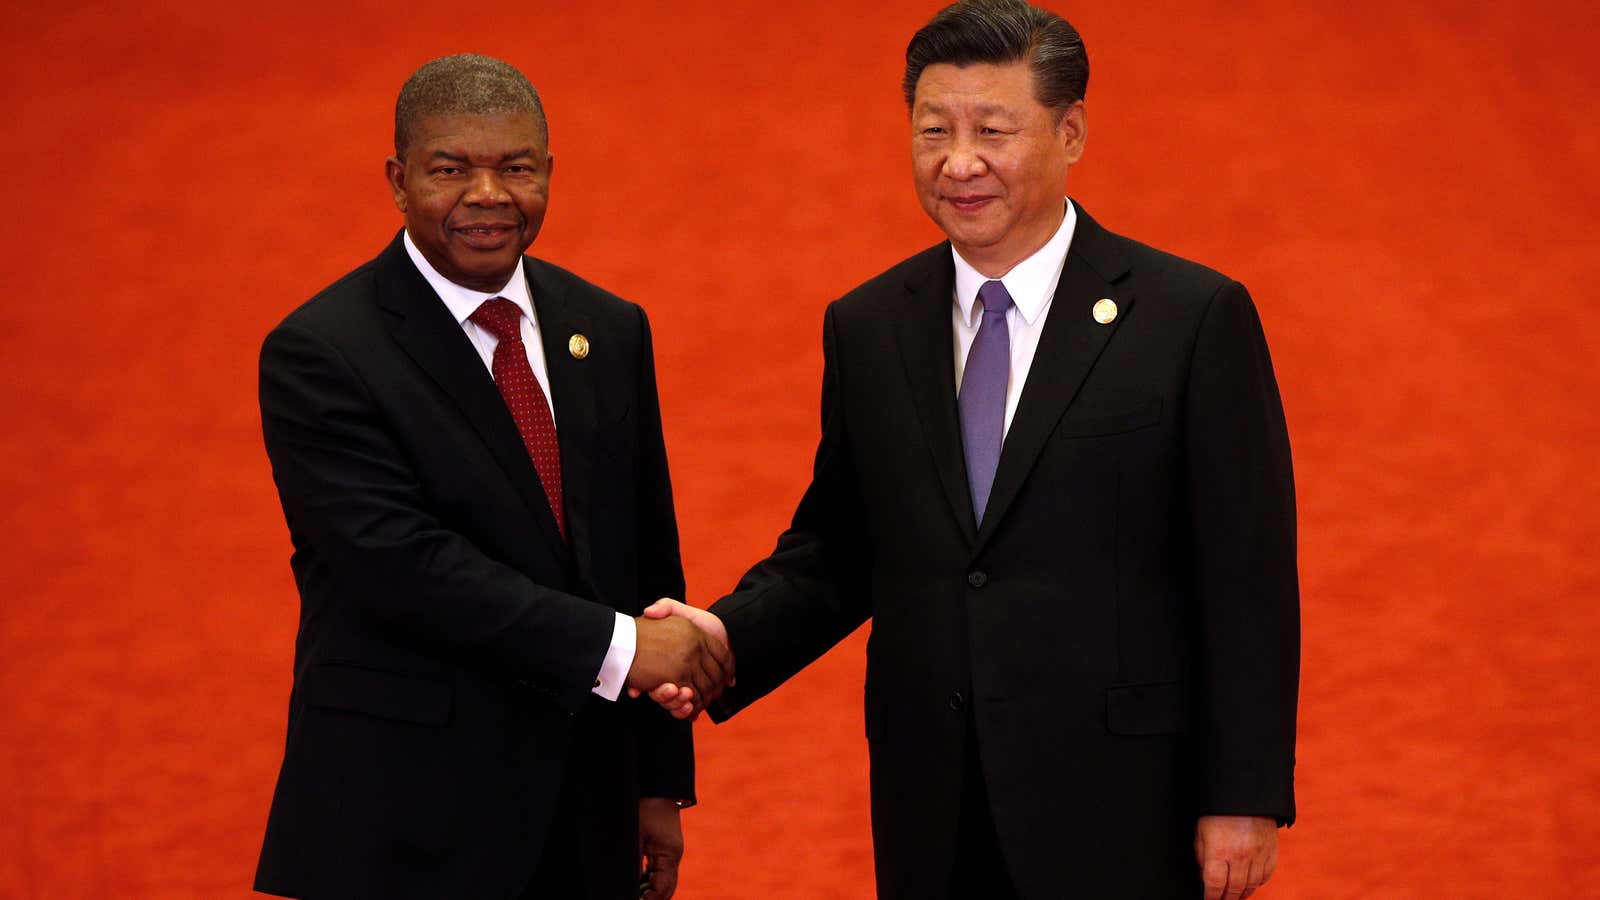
[921,127,946,136]
[434,167,463,176]
[504,165,532,174]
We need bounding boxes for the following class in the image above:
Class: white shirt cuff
[591,612,636,701]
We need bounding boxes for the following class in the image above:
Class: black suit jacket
[254,232,691,900]
[710,205,1299,899]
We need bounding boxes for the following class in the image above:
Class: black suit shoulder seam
[262,319,384,415]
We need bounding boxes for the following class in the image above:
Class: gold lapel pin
[1093,298,1118,325]
[569,333,590,359]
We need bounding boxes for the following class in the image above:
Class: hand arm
[623,305,699,801]
[1195,815,1278,899]
[259,322,613,711]
[635,599,730,719]
[702,303,874,720]
[638,797,684,899]
[626,615,733,712]
[1185,281,1300,821]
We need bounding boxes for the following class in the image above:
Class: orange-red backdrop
[3,1,1597,897]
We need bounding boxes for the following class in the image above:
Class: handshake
[624,599,734,719]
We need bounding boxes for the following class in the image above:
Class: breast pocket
[1058,398,1163,438]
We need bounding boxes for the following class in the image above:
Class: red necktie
[469,297,565,539]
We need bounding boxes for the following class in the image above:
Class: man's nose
[463,168,512,204]
[941,136,989,180]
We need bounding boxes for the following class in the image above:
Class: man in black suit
[253,54,730,900]
[645,2,1299,898]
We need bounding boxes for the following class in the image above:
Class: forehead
[912,60,1040,114]
[409,111,547,156]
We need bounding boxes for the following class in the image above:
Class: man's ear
[1058,100,1087,165]
[385,156,407,212]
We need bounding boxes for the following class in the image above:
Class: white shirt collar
[403,229,536,328]
[953,199,1077,327]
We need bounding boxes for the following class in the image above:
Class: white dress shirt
[951,200,1078,438]
[403,231,636,701]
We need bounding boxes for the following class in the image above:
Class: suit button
[948,691,965,711]
[967,571,988,588]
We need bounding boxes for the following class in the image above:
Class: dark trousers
[950,718,1019,900]
[522,772,588,900]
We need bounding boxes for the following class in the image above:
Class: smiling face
[385,111,552,292]
[911,60,1085,276]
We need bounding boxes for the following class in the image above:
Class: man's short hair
[902,0,1088,116]
[394,53,547,158]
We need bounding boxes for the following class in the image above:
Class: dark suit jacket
[709,205,1299,899]
[254,232,691,900]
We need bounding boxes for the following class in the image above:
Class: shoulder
[1077,213,1237,302]
[1119,237,1233,299]
[830,241,950,317]
[267,253,386,347]
[528,254,646,320]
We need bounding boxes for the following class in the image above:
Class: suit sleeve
[259,322,615,714]
[1184,281,1300,825]
[708,302,874,722]
[624,306,696,803]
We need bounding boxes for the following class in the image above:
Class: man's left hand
[1195,815,1278,899]
[639,797,684,899]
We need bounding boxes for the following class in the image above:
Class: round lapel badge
[569,333,590,359]
[1093,298,1118,325]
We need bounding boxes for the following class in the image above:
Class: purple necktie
[959,279,1013,523]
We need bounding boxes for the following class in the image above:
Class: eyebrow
[916,102,1016,117]
[428,148,540,163]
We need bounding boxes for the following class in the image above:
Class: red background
[2,1,1597,896]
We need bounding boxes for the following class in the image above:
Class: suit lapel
[375,233,567,555]
[892,248,979,544]
[527,259,598,588]
[973,208,1134,553]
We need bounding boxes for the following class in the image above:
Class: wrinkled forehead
[912,62,1045,117]
[407,111,549,159]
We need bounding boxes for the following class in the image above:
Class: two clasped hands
[624,599,730,718]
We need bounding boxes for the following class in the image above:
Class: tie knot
[976,280,1013,316]
[469,297,523,343]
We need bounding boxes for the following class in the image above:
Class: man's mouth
[453,223,520,247]
[945,194,996,212]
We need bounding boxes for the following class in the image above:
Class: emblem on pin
[569,333,590,359]
[1093,298,1118,325]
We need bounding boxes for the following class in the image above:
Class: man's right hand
[630,599,734,719]
[626,613,734,717]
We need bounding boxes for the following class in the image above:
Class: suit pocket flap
[1106,680,1187,736]
[301,662,452,726]
[1059,399,1162,437]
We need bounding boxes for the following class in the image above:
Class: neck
[955,211,1065,279]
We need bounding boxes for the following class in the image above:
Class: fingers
[649,683,684,703]
[646,683,697,720]
[1225,863,1247,899]
[1195,816,1277,900]
[641,597,680,619]
[640,859,675,900]
[702,630,735,687]
[686,649,725,708]
[1238,858,1262,898]
[1201,858,1229,900]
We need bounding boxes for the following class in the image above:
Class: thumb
[642,598,681,619]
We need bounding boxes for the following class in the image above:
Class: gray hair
[394,53,547,158]
[902,0,1088,117]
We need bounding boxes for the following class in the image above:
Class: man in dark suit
[253,54,730,900]
[644,2,1299,898]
